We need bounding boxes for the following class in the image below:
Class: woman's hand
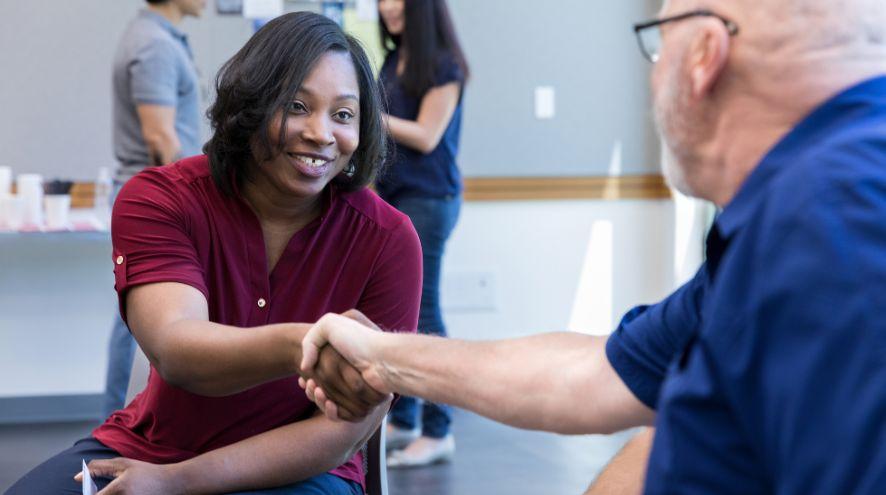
[299,341,390,422]
[74,458,183,495]
[300,310,393,421]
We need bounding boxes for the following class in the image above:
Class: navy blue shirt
[608,76,886,494]
[376,50,464,201]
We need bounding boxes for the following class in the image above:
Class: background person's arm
[135,104,180,166]
[584,428,654,495]
[303,314,655,435]
[385,82,460,154]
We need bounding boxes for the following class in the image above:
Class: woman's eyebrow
[297,86,359,102]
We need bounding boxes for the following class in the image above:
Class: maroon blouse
[93,155,422,488]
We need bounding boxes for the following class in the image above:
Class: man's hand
[74,458,181,495]
[302,343,389,422]
[300,310,393,421]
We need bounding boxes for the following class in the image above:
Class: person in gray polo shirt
[104,0,205,417]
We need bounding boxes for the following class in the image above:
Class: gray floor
[0,409,633,494]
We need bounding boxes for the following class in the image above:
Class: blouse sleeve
[111,169,208,322]
[355,216,423,334]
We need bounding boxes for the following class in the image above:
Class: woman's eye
[334,110,355,122]
[288,102,307,114]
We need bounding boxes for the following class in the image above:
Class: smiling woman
[6,11,421,495]
[205,11,386,198]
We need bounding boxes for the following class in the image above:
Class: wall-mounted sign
[356,0,378,22]
[216,0,243,15]
[243,0,284,19]
[322,1,345,27]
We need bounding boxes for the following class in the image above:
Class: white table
[0,210,116,421]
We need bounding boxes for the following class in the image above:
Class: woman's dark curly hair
[204,12,386,195]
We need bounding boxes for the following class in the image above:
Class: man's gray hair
[738,0,886,52]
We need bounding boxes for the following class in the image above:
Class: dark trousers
[5,437,362,495]
[387,195,461,439]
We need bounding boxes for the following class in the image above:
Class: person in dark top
[7,12,419,495]
[374,0,469,467]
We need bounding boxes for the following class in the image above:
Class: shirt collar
[230,172,338,225]
[138,9,189,45]
[714,75,886,239]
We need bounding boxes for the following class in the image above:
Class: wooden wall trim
[68,175,671,208]
[463,175,672,201]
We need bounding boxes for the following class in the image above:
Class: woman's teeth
[291,154,328,168]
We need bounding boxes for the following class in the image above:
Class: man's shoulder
[118,17,181,59]
[771,126,886,222]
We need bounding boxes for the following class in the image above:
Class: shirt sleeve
[355,216,422,334]
[111,169,208,322]
[605,265,707,409]
[128,39,180,106]
[433,52,465,88]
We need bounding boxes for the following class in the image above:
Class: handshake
[297,310,394,422]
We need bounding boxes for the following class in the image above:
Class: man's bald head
[664,0,886,60]
[651,0,886,205]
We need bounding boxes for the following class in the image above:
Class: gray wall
[449,0,658,177]
[0,0,253,182]
[0,1,657,181]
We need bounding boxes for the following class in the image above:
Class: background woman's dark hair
[204,11,386,195]
[379,0,470,98]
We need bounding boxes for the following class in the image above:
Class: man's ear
[688,22,731,99]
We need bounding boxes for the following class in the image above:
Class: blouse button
[257,298,267,308]
[116,256,124,265]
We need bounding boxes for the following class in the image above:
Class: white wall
[443,199,677,342]
[0,1,254,182]
[0,199,680,398]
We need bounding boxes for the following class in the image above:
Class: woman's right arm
[128,282,384,414]
[125,281,308,396]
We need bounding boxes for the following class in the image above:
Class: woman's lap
[5,437,119,494]
[5,436,362,495]
[226,473,363,494]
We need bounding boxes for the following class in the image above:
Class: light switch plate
[534,86,556,120]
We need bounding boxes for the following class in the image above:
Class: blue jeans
[387,195,461,439]
[102,182,135,419]
[5,437,362,494]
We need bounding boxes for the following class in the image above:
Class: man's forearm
[372,332,653,434]
[146,136,180,166]
[172,403,389,494]
[584,428,654,495]
[151,321,308,397]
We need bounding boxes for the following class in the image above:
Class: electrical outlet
[442,271,497,311]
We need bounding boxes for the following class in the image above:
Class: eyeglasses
[633,9,740,63]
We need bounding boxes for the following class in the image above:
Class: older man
[302,0,886,492]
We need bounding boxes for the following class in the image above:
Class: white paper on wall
[356,0,379,21]
[242,0,283,19]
